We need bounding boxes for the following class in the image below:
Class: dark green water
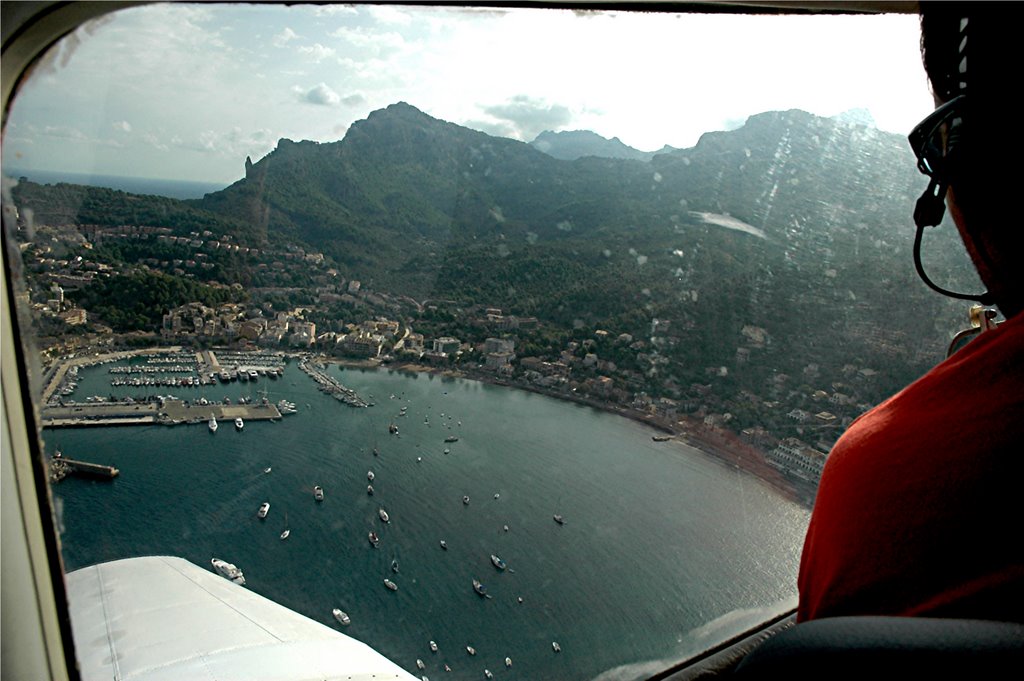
[50,361,809,681]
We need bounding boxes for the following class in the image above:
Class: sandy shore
[326,357,813,508]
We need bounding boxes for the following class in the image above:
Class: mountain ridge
[12,99,978,436]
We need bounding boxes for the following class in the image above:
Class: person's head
[918,6,1023,318]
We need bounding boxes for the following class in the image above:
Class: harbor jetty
[41,398,281,428]
[49,452,119,482]
[298,357,369,408]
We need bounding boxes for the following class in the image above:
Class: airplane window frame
[0,2,923,680]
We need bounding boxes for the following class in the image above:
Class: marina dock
[39,349,303,429]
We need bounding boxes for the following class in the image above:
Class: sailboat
[280,512,290,540]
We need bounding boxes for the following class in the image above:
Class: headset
[908,94,994,306]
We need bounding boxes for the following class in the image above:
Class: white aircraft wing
[66,556,418,681]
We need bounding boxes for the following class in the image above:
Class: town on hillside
[12,218,897,504]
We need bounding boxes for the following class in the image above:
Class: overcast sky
[3,4,933,185]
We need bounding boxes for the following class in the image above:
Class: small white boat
[505,657,512,668]
[379,508,390,523]
[211,558,245,585]
[257,502,270,518]
[430,640,438,653]
[463,495,470,505]
[235,417,244,430]
[553,514,565,525]
[445,436,458,443]
[263,467,272,474]
[490,554,507,570]
[332,608,350,625]
[417,456,422,462]
[367,470,375,481]
[369,532,380,547]
[314,485,324,501]
[466,646,476,656]
[367,484,374,495]
[208,416,218,432]
[493,493,500,499]
[280,529,290,540]
[440,540,448,550]
[484,671,493,679]
[552,641,561,653]
[384,578,398,591]
[417,659,426,670]
[443,448,450,455]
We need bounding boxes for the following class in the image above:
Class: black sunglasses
[908,94,966,181]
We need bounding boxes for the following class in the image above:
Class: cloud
[112,120,132,133]
[42,125,89,141]
[480,95,573,141]
[298,43,336,62]
[366,5,413,26]
[272,27,298,47]
[461,118,517,139]
[297,83,341,106]
[341,93,366,107]
[311,6,358,17]
[143,132,170,152]
[166,127,276,158]
[328,26,406,58]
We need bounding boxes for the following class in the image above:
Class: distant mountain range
[530,129,678,161]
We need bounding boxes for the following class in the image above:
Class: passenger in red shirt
[797,7,1024,623]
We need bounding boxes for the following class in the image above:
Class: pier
[49,454,119,482]
[161,399,281,425]
[298,358,369,408]
[41,398,282,428]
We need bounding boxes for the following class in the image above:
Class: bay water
[50,360,810,680]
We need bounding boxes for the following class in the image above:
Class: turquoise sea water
[50,361,810,681]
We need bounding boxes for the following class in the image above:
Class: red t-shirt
[797,312,1024,623]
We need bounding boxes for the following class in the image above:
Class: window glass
[2,4,982,679]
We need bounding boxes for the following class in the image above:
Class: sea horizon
[4,168,230,200]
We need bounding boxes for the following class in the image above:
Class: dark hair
[920,5,967,103]
[918,5,1024,316]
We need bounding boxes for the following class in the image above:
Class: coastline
[50,348,812,508]
[328,356,811,508]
